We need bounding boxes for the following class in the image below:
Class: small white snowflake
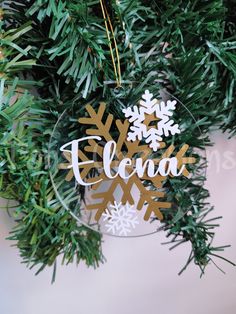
[102,202,139,236]
[123,90,181,151]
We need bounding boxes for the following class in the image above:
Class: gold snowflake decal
[59,100,196,222]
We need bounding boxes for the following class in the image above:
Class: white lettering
[60,138,186,186]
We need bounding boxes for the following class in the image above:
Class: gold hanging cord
[99,0,122,87]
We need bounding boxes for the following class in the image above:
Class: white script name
[60,136,185,186]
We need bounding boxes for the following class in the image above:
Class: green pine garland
[1,0,236,278]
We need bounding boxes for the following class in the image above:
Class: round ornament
[48,89,205,237]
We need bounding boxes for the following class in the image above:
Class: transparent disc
[48,89,206,237]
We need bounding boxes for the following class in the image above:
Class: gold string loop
[99,0,121,88]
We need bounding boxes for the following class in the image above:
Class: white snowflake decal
[123,90,181,151]
[102,202,139,236]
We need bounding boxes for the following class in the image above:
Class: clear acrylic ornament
[48,88,206,237]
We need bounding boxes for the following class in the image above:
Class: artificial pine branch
[0,9,104,276]
[0,0,235,278]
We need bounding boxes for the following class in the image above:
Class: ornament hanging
[50,89,200,237]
